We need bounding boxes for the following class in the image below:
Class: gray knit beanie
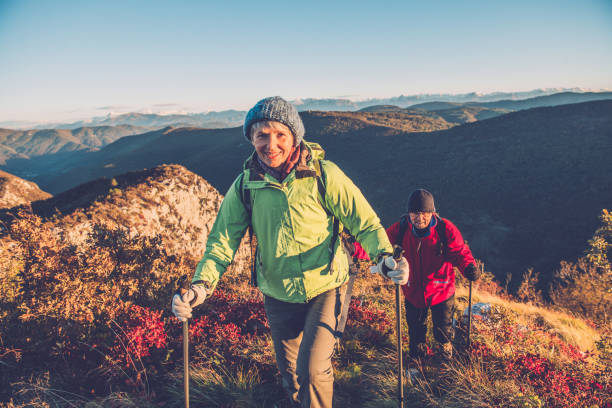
[243,96,305,145]
[407,189,436,213]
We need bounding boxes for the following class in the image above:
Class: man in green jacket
[172,96,409,408]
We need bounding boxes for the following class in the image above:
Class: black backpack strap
[435,216,447,256]
[397,215,409,249]
[238,171,251,215]
[313,159,340,272]
[239,172,258,286]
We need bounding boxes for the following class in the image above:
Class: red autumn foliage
[346,297,393,343]
[466,306,611,408]
[504,353,609,408]
[110,305,167,368]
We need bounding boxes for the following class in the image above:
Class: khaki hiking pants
[264,284,346,408]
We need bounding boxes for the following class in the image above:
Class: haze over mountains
[2,89,609,131]
[1,95,610,292]
[1,91,610,173]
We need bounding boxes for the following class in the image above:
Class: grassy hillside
[1,222,609,406]
[0,162,609,406]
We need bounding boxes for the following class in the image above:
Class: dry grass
[170,364,286,408]
[455,285,601,353]
[403,356,544,408]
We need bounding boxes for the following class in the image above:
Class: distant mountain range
[409,91,612,111]
[0,111,246,131]
[292,88,611,111]
[3,99,610,289]
[2,89,609,131]
[1,91,610,169]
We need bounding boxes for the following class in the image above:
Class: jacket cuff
[192,258,226,293]
[375,252,393,264]
[191,280,212,295]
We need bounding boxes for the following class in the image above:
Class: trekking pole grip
[392,245,404,263]
[381,245,405,278]
[178,274,190,295]
[177,275,199,307]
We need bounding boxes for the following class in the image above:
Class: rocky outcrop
[0,170,52,209]
[2,164,251,271]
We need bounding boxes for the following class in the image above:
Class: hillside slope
[305,100,612,284]
[0,125,149,164]
[0,169,51,209]
[25,110,447,194]
[6,101,612,285]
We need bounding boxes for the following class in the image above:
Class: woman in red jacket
[386,189,480,360]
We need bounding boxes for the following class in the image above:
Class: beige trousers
[264,285,346,408]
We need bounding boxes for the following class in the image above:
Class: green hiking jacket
[193,141,392,303]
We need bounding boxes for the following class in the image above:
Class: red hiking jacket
[386,216,475,308]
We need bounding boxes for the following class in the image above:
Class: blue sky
[0,0,611,122]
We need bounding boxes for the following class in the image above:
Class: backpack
[397,215,448,256]
[238,158,340,286]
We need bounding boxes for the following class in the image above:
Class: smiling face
[250,121,295,168]
[409,211,434,229]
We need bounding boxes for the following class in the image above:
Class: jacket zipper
[416,239,428,308]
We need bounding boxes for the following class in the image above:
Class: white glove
[370,256,410,285]
[388,257,410,285]
[370,255,397,277]
[171,284,207,322]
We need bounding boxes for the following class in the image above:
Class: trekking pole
[177,275,192,408]
[467,280,473,351]
[383,245,405,408]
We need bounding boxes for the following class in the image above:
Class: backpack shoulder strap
[238,171,257,286]
[435,216,447,256]
[313,159,341,269]
[238,171,252,216]
[312,159,326,204]
[398,215,409,248]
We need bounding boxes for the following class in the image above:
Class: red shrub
[110,305,167,368]
[347,298,393,343]
[505,353,609,408]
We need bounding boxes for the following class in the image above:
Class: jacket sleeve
[386,222,401,246]
[444,219,475,274]
[320,160,392,261]
[192,174,250,292]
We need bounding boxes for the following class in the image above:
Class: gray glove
[463,263,481,281]
[171,284,207,322]
[370,256,410,285]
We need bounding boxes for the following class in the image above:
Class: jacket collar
[410,214,438,238]
[244,141,321,181]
